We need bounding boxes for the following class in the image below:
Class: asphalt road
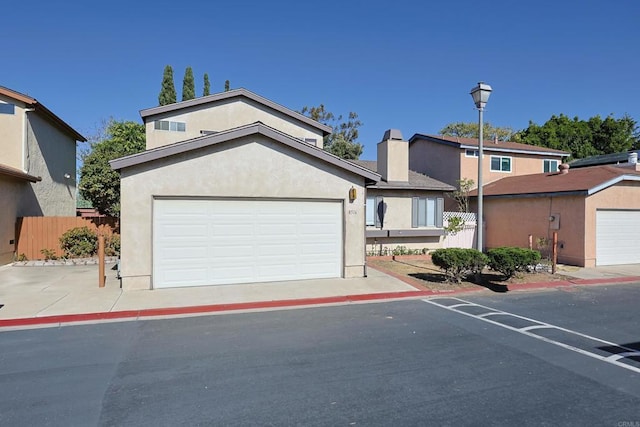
[1,284,639,426]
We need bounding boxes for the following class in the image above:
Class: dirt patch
[367,258,571,293]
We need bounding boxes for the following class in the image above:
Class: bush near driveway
[487,247,541,279]
[59,226,98,258]
[430,248,489,283]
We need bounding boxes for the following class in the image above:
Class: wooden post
[528,234,533,250]
[552,231,558,274]
[98,234,105,288]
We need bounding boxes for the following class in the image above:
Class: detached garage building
[475,162,640,267]
[111,90,379,290]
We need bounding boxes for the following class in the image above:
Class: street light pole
[470,82,492,252]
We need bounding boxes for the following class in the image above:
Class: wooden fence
[15,216,119,260]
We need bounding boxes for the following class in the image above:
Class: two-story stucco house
[353,130,455,254]
[111,89,380,290]
[408,134,569,210]
[0,86,86,264]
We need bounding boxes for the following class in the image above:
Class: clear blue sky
[4,0,639,161]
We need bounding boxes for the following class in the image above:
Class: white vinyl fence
[443,212,477,249]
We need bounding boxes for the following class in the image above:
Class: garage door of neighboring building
[153,199,343,288]
[596,210,640,266]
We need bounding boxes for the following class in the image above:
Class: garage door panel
[596,210,640,266]
[153,199,342,288]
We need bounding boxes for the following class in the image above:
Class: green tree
[158,65,177,106]
[440,122,515,141]
[224,80,230,92]
[516,114,639,159]
[203,73,211,96]
[79,120,146,217]
[300,104,364,159]
[182,66,195,101]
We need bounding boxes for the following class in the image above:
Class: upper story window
[411,197,444,228]
[490,156,512,172]
[154,120,186,132]
[0,103,15,114]
[465,149,478,157]
[544,159,559,173]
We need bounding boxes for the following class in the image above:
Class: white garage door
[596,210,640,266]
[153,199,343,288]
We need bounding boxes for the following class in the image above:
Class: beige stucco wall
[365,189,445,252]
[460,151,563,187]
[584,181,640,267]
[119,135,366,290]
[377,139,408,182]
[23,112,76,216]
[0,176,26,264]
[0,95,26,170]
[409,140,461,187]
[145,98,325,150]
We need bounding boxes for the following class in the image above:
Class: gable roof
[470,165,640,198]
[351,160,454,191]
[0,163,41,183]
[569,150,640,168]
[409,134,569,157]
[0,86,86,142]
[110,121,380,183]
[139,88,332,136]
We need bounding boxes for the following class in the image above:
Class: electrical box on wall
[549,213,560,230]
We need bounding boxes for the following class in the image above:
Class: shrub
[487,247,542,279]
[431,248,489,283]
[59,226,98,258]
[105,234,121,256]
[40,248,58,261]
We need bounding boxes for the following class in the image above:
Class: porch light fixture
[470,82,492,251]
[349,186,357,202]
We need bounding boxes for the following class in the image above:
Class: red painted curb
[0,290,435,328]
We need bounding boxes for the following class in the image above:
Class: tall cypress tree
[203,73,211,96]
[182,66,196,101]
[224,80,230,92]
[158,65,177,106]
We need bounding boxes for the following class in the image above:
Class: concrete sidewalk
[0,262,638,329]
[0,263,423,327]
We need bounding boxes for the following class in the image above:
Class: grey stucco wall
[24,112,76,216]
[119,135,367,290]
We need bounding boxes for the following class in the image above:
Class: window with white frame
[366,196,383,228]
[465,149,478,157]
[366,196,376,226]
[411,197,444,228]
[154,120,186,132]
[543,159,559,173]
[490,156,512,172]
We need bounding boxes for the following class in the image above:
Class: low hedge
[487,247,541,279]
[431,248,489,283]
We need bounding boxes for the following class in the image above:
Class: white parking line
[423,297,640,374]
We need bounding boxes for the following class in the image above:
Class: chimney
[377,129,408,182]
[494,135,498,144]
[629,152,638,165]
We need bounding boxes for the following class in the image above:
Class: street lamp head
[470,82,492,109]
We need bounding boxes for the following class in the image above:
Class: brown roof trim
[0,86,87,142]
[409,133,569,157]
[110,122,380,183]
[0,163,41,183]
[139,88,332,136]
